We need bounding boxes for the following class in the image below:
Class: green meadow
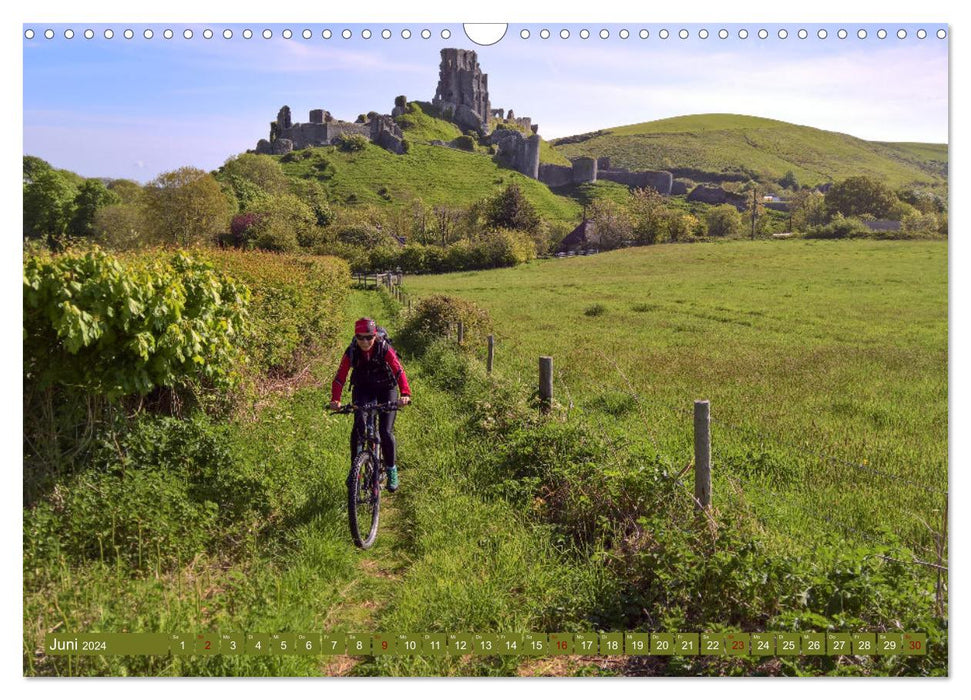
[24,241,948,676]
[403,239,948,557]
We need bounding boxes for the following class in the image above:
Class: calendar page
[22,11,949,680]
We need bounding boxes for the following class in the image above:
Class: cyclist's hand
[329,400,340,411]
[398,396,411,407]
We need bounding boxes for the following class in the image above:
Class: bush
[24,415,268,572]
[804,215,872,239]
[335,133,369,152]
[397,294,493,356]
[203,249,350,375]
[584,303,607,317]
[24,248,249,398]
[454,135,476,151]
[706,204,743,237]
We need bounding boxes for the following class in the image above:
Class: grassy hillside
[277,142,581,225]
[552,113,948,190]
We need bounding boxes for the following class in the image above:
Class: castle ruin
[253,48,674,195]
[432,48,490,134]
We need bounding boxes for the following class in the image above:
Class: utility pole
[751,189,757,240]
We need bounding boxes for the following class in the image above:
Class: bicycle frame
[334,400,400,549]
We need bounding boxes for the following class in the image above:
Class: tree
[432,205,464,247]
[218,153,289,196]
[106,179,144,205]
[825,176,899,219]
[23,155,53,184]
[706,204,743,237]
[484,183,540,233]
[244,194,319,252]
[628,187,669,244]
[290,180,334,227]
[67,179,121,238]
[143,167,234,246]
[789,189,827,230]
[94,203,148,250]
[23,167,77,245]
[778,170,799,190]
[587,198,633,249]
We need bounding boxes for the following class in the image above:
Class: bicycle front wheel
[348,450,381,549]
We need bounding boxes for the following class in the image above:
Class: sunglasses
[355,334,376,341]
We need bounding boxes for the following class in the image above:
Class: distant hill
[551,114,947,191]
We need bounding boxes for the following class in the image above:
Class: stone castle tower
[432,48,490,133]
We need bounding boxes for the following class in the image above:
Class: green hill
[552,113,948,190]
[277,142,581,225]
[274,103,580,224]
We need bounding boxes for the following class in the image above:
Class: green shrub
[24,247,249,398]
[25,415,267,571]
[804,215,872,239]
[335,133,369,152]
[397,294,493,356]
[584,303,607,317]
[203,249,350,375]
[454,135,476,151]
[707,204,743,237]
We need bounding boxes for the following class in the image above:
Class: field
[23,239,949,676]
[403,239,948,558]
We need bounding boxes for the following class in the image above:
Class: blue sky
[22,21,948,182]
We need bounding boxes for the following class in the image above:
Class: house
[557,219,599,254]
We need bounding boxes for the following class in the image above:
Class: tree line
[24,152,948,271]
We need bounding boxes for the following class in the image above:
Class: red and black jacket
[331,339,411,402]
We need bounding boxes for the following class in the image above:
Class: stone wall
[599,169,673,195]
[256,106,381,155]
[571,157,598,184]
[687,185,749,210]
[538,164,574,188]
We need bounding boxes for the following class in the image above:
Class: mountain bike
[331,401,400,549]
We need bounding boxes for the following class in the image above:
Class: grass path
[24,288,614,677]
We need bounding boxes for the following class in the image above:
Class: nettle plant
[24,248,250,397]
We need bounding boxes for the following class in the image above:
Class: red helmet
[355,318,377,336]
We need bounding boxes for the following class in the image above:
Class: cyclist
[329,318,411,492]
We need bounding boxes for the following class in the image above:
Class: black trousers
[350,385,398,468]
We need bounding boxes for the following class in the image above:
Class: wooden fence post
[487,335,494,374]
[457,321,465,345]
[694,400,711,511]
[539,356,553,411]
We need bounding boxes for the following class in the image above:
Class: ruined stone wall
[433,48,490,132]
[571,157,598,184]
[522,134,541,180]
[282,122,369,150]
[538,164,574,188]
[599,169,674,195]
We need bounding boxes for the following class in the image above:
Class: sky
[22,20,949,183]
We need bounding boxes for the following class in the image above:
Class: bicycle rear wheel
[348,450,381,549]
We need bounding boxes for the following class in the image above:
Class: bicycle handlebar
[330,401,403,415]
